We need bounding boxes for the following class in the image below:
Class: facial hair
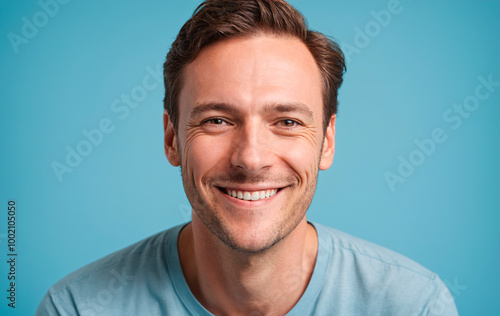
[180,166,319,254]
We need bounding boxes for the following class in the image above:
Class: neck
[178,214,318,316]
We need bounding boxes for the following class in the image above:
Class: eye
[276,119,301,128]
[203,118,229,125]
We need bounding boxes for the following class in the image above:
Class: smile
[222,188,280,201]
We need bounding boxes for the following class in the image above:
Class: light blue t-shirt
[36,223,458,315]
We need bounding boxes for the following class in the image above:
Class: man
[37,0,458,315]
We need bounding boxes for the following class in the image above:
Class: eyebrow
[189,101,315,120]
[262,102,314,120]
[190,102,241,118]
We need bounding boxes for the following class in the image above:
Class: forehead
[179,34,323,117]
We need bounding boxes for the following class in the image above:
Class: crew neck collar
[167,222,331,315]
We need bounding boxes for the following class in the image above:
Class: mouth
[217,187,282,201]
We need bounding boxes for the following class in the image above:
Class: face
[164,34,336,253]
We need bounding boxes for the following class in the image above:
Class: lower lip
[219,189,282,207]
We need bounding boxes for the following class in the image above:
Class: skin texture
[163,34,336,315]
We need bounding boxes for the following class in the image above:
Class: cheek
[278,138,321,177]
[183,135,230,177]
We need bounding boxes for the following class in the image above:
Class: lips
[223,188,279,201]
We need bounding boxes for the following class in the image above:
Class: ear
[319,114,336,171]
[163,110,181,166]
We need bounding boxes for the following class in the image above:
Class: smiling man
[37,0,458,315]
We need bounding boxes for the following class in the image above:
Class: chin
[205,211,303,254]
[189,180,313,254]
[223,229,283,254]
[193,208,279,254]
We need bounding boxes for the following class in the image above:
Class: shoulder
[36,224,185,316]
[52,225,178,292]
[317,223,434,277]
[312,223,458,315]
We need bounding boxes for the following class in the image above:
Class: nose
[230,121,273,174]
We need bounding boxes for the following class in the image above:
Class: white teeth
[225,188,279,201]
[244,192,252,200]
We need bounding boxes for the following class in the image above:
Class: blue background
[1,0,499,314]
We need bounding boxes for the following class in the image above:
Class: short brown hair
[163,0,346,132]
